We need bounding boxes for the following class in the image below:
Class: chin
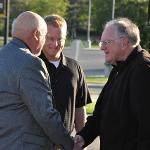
[105,58,110,63]
[105,56,112,63]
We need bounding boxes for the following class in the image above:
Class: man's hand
[73,135,85,150]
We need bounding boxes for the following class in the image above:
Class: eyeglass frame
[98,36,125,48]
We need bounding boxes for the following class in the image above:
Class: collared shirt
[40,52,92,133]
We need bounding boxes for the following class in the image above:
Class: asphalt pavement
[64,46,104,150]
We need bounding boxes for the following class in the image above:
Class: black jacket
[78,46,150,150]
[39,52,91,133]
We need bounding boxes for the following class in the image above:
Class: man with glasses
[39,14,92,148]
[74,18,150,150]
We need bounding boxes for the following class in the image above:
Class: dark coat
[39,52,92,133]
[79,46,150,150]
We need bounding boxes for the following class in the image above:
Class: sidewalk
[88,83,103,101]
[87,88,101,149]
[85,84,101,150]
[84,69,105,150]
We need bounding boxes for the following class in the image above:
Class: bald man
[0,11,73,150]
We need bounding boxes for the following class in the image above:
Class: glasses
[99,37,124,48]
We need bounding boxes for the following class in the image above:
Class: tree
[67,0,89,39]
[92,0,149,50]
[92,0,112,33]
[2,0,69,38]
[23,0,69,17]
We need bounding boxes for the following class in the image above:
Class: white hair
[104,18,140,47]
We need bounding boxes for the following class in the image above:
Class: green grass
[85,76,108,114]
[0,37,4,46]
[86,76,108,84]
[86,102,96,114]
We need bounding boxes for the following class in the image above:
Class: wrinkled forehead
[101,25,118,39]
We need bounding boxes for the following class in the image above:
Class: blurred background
[0,0,150,50]
[0,1,149,149]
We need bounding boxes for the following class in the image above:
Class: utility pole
[87,0,91,48]
[4,0,10,45]
[112,0,115,19]
[148,0,150,25]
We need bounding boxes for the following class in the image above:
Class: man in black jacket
[39,14,92,140]
[74,18,150,150]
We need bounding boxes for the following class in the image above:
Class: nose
[54,40,59,46]
[50,39,60,47]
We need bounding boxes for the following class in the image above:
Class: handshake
[73,135,85,150]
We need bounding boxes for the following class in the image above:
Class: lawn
[86,76,108,84]
[86,101,96,114]
[86,76,107,114]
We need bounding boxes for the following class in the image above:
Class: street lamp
[112,0,115,19]
[87,0,91,48]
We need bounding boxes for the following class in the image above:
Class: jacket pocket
[22,133,49,150]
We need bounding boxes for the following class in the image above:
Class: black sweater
[78,46,150,150]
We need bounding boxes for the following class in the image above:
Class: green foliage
[67,1,89,38]
[92,0,112,32]
[8,0,69,27]
[3,0,69,37]
[115,0,149,50]
[92,0,149,50]
[0,0,149,50]
[23,0,69,17]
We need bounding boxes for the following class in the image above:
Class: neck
[123,46,135,61]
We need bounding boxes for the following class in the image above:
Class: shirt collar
[40,52,68,68]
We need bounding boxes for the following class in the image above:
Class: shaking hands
[73,135,85,150]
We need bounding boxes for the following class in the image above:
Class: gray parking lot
[64,44,103,150]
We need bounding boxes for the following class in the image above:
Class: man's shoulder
[134,49,150,67]
[62,56,85,76]
[63,55,81,67]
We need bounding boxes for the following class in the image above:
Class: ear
[121,37,130,50]
[33,29,39,41]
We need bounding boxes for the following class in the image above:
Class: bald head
[12,11,46,37]
[11,11,47,56]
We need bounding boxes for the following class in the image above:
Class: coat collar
[40,52,68,68]
[114,45,142,72]
[11,38,31,50]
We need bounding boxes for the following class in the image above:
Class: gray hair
[104,18,140,47]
